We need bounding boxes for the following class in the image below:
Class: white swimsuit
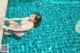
[14,17,34,37]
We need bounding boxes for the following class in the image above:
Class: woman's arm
[5,18,24,21]
[0,18,25,21]
[2,25,33,32]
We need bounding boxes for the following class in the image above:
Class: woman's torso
[14,17,34,37]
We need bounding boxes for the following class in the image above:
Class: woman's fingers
[0,24,4,29]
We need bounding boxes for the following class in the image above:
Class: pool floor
[2,0,80,53]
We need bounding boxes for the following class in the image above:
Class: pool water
[2,0,80,53]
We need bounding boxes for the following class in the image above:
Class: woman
[2,12,42,37]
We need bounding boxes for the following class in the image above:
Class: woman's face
[29,14,36,22]
[30,14,36,20]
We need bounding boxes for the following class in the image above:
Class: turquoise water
[2,0,80,53]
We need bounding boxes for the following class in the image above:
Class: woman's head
[29,12,42,27]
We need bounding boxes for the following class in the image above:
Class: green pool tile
[2,0,80,53]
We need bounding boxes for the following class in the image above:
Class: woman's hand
[0,24,5,30]
[0,23,9,30]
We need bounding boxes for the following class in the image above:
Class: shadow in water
[8,0,37,3]
[19,0,37,3]
[8,0,38,7]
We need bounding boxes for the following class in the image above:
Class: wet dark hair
[33,12,42,27]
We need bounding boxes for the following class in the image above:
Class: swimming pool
[2,0,80,53]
